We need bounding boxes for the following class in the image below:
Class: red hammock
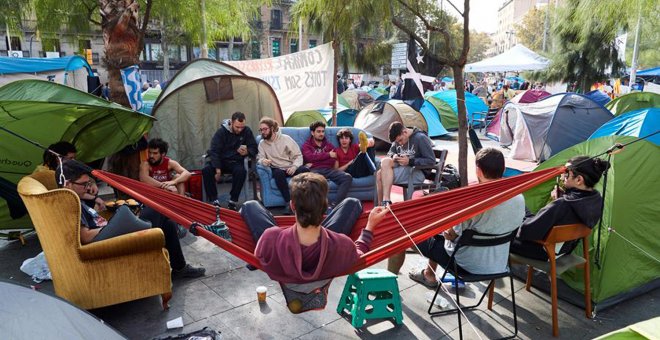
[92,166,563,280]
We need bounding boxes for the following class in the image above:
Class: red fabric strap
[92,166,564,279]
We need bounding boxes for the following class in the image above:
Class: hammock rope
[92,166,564,281]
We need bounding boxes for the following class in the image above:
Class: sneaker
[440,273,466,289]
[381,200,392,207]
[245,264,258,271]
[211,199,222,207]
[176,224,188,239]
[172,264,205,279]
[227,200,238,211]
[358,131,369,153]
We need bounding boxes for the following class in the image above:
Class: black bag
[441,164,461,189]
[153,327,220,340]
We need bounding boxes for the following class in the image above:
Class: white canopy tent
[465,44,549,73]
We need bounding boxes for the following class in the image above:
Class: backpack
[441,164,461,190]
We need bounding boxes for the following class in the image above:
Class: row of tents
[1,57,658,315]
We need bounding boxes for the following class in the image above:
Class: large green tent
[524,134,660,311]
[0,80,155,229]
[606,92,660,116]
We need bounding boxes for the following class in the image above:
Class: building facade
[494,0,549,54]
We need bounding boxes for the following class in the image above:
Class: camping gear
[353,100,428,142]
[419,99,449,137]
[524,127,660,311]
[585,89,612,107]
[335,109,359,126]
[150,59,283,170]
[589,108,660,145]
[0,55,93,91]
[368,87,389,101]
[141,88,162,115]
[499,93,614,162]
[486,89,551,141]
[465,44,549,73]
[605,92,660,116]
[184,170,204,201]
[339,89,374,110]
[0,281,127,339]
[285,110,326,127]
[0,80,154,230]
[594,316,660,340]
[336,269,403,328]
[424,90,489,130]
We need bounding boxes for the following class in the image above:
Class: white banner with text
[227,43,334,120]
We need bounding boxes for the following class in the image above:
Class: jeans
[271,166,310,202]
[310,168,352,206]
[345,153,376,178]
[202,161,247,202]
[241,198,363,242]
[139,206,186,270]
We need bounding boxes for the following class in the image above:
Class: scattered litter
[426,291,450,309]
[166,316,184,329]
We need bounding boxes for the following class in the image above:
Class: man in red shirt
[139,138,191,195]
[240,172,388,283]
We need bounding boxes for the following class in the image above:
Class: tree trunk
[200,0,209,58]
[332,40,339,126]
[161,24,170,81]
[452,65,468,186]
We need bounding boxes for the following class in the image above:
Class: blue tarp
[589,108,660,145]
[585,89,611,106]
[419,100,449,137]
[637,67,660,76]
[0,56,93,74]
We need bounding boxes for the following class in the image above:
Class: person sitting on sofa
[257,117,309,215]
[57,160,205,278]
[333,128,376,178]
[302,121,352,209]
[240,172,388,283]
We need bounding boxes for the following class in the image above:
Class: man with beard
[139,138,191,195]
[302,121,352,210]
[257,117,309,215]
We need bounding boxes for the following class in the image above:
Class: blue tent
[419,100,449,137]
[636,67,660,76]
[424,90,489,130]
[0,56,93,75]
[585,89,611,106]
[334,109,360,126]
[590,108,660,145]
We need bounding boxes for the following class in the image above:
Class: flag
[120,65,143,111]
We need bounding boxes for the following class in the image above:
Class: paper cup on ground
[256,286,267,303]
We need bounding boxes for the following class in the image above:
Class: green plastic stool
[336,269,403,328]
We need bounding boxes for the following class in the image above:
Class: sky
[446,0,502,34]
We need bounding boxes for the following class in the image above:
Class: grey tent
[353,100,428,142]
[0,281,126,339]
[499,93,613,161]
[150,59,284,169]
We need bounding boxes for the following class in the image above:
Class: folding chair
[393,149,448,201]
[428,230,518,340]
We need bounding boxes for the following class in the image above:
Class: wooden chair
[495,224,592,337]
[18,170,172,310]
[393,149,448,201]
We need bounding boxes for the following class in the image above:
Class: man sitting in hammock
[240,172,388,283]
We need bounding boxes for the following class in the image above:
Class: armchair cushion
[256,127,377,207]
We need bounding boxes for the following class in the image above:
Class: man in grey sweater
[376,122,436,206]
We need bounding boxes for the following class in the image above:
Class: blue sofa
[256,127,377,207]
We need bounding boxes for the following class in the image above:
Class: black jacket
[208,119,258,169]
[517,188,603,255]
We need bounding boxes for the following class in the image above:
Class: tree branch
[141,0,153,34]
[80,0,100,26]
[457,0,470,65]
[393,0,453,65]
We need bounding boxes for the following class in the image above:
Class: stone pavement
[1,231,658,340]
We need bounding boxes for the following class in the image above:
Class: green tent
[285,110,326,127]
[606,92,660,116]
[0,80,155,229]
[524,135,660,311]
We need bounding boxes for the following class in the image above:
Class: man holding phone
[202,112,258,210]
[376,122,436,206]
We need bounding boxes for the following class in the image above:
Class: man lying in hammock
[241,172,388,283]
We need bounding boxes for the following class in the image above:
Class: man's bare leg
[176,182,186,196]
[388,252,406,274]
[376,169,383,204]
[424,260,439,282]
[380,158,394,202]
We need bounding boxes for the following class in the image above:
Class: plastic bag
[20,251,52,283]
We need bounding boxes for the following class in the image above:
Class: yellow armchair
[17,171,172,310]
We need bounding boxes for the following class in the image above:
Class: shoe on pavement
[227,200,239,211]
[381,200,392,207]
[176,224,188,239]
[358,131,369,153]
[172,264,205,279]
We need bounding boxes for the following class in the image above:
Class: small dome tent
[424,90,488,130]
[151,59,284,169]
[605,92,660,116]
[340,89,374,110]
[499,93,614,162]
[354,100,428,142]
[486,89,551,141]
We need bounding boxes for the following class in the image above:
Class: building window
[272,38,281,57]
[92,53,100,64]
[6,36,21,50]
[290,39,298,53]
[309,39,317,48]
[78,39,91,55]
[271,9,282,29]
[180,46,188,62]
[252,40,260,59]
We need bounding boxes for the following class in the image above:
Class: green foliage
[514,7,545,52]
[0,0,29,34]
[33,0,97,36]
[467,30,492,63]
[539,0,627,92]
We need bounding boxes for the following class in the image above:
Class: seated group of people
[40,115,609,300]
